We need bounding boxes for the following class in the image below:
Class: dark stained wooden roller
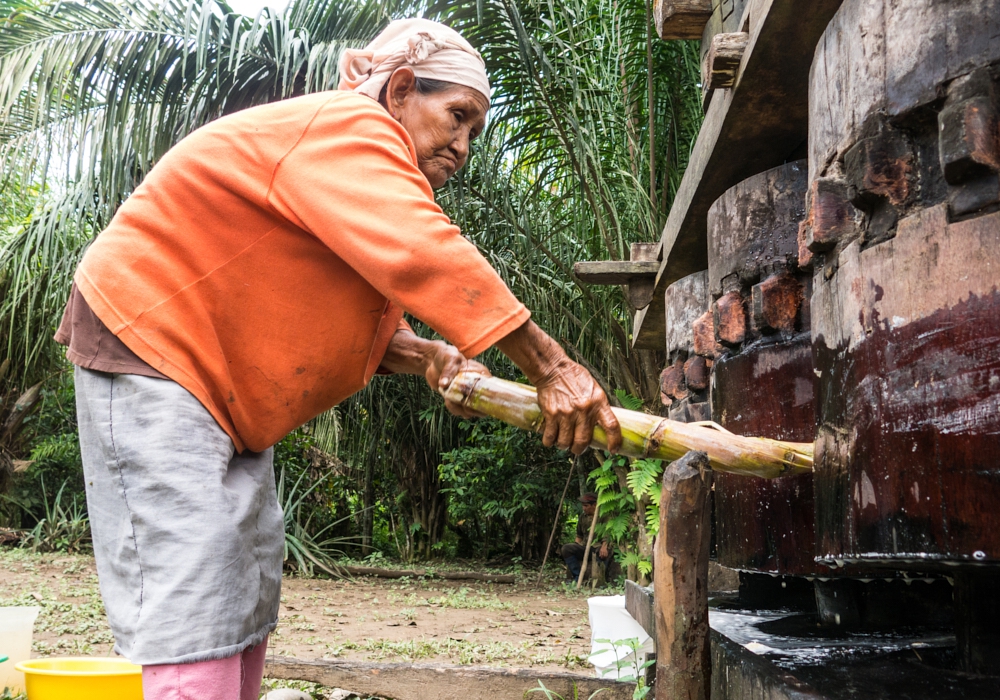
[806,0,1000,576]
[705,160,821,575]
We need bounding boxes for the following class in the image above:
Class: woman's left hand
[380,328,489,418]
[425,342,490,418]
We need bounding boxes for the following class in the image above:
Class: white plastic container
[0,606,41,694]
[587,595,655,680]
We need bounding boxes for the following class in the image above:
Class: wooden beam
[626,242,661,309]
[625,580,656,639]
[632,0,845,349]
[702,32,749,90]
[654,450,713,700]
[264,658,634,700]
[654,0,713,40]
[573,260,659,285]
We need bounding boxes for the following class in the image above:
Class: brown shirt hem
[55,283,168,380]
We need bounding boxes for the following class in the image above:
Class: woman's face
[386,69,488,188]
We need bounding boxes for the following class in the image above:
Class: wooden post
[654,451,712,700]
[576,502,600,590]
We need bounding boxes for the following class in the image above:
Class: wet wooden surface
[706,160,819,575]
[806,0,1000,570]
[812,207,1000,568]
[713,338,818,574]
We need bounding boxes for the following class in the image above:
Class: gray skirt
[75,366,284,665]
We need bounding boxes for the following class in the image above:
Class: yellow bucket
[15,657,143,700]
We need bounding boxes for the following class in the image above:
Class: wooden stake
[576,502,600,590]
[654,451,712,700]
[537,459,577,585]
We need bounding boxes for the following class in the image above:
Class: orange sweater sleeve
[266,94,529,358]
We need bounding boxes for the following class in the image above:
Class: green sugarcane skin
[442,372,813,479]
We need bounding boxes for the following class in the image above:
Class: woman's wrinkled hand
[424,341,490,418]
[534,359,622,455]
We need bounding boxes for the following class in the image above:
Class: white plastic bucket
[587,595,655,680]
[0,606,41,693]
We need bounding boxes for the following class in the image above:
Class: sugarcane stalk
[441,372,812,479]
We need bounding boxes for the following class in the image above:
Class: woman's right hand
[534,357,621,454]
[495,320,621,455]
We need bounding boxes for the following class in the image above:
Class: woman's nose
[450,134,470,167]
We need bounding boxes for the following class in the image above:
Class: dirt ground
[0,549,606,675]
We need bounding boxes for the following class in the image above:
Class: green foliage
[592,637,654,699]
[438,412,570,558]
[17,478,91,553]
[3,368,81,529]
[626,458,663,538]
[589,455,635,544]
[274,431,359,576]
[614,390,644,411]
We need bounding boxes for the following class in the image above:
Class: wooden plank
[265,658,634,700]
[654,451,713,700]
[627,242,662,309]
[632,0,844,349]
[573,260,660,285]
[625,580,656,639]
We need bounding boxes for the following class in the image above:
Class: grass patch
[386,587,513,611]
[321,637,588,668]
[0,549,113,656]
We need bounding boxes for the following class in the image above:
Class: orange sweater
[76,91,529,452]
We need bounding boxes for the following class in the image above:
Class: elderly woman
[55,18,620,699]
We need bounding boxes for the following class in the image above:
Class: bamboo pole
[441,372,813,479]
[576,501,600,590]
[536,460,576,585]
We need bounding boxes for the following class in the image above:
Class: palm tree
[0,0,404,385]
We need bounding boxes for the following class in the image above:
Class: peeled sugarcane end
[440,371,481,405]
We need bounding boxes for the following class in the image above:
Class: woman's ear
[385,67,417,121]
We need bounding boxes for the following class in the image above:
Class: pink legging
[141,637,268,700]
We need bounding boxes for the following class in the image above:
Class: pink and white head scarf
[338,18,491,102]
